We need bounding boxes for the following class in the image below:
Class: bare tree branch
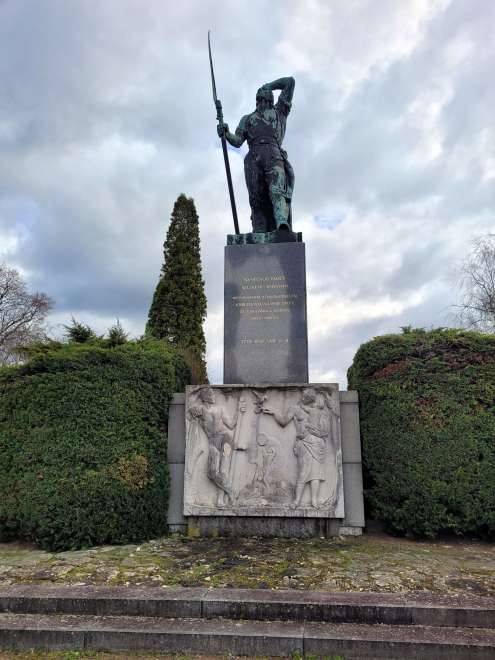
[0,263,54,366]
[455,235,495,333]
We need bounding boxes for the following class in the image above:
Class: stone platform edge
[0,584,493,628]
[166,390,364,537]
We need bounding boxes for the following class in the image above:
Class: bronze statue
[218,77,295,234]
[209,30,296,237]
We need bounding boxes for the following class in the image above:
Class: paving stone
[0,534,493,597]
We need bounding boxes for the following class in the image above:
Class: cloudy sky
[1,0,494,385]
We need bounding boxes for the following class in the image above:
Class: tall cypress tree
[146,194,208,382]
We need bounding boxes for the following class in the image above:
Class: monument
[209,42,308,383]
[166,37,364,537]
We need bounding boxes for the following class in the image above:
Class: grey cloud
[0,0,493,387]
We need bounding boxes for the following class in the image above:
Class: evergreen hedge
[0,339,189,551]
[348,329,495,538]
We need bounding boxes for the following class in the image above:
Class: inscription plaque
[224,242,308,384]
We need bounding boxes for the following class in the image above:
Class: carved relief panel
[184,384,345,518]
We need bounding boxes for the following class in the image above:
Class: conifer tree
[146,194,208,382]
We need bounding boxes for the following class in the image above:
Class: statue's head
[302,388,317,405]
[256,86,274,110]
[199,387,215,404]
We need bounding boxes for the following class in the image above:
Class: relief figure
[264,388,331,508]
[188,387,246,506]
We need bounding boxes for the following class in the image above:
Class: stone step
[0,612,494,658]
[0,585,493,629]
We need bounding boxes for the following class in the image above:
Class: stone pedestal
[224,242,308,384]
[164,234,365,539]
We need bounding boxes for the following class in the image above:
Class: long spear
[208,31,240,235]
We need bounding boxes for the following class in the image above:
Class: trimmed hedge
[348,329,495,538]
[0,339,189,551]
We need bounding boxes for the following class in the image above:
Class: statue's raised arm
[262,76,295,115]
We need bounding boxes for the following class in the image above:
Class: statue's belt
[248,137,281,148]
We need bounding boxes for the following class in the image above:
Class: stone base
[166,390,365,538]
[187,516,342,538]
[339,525,363,536]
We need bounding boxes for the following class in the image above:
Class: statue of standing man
[218,77,295,234]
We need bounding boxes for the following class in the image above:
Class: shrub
[0,338,189,551]
[348,328,495,539]
[107,320,129,347]
[63,317,97,343]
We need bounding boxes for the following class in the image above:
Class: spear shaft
[208,31,240,235]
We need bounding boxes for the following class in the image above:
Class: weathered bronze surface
[227,229,302,245]
[217,77,296,237]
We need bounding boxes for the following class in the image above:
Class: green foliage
[348,328,495,539]
[64,317,97,344]
[146,194,208,383]
[107,319,129,347]
[0,339,189,551]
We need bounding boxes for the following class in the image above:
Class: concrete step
[0,612,494,658]
[0,585,493,629]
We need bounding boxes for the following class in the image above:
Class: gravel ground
[0,654,344,660]
[0,654,269,660]
[0,532,493,598]
[0,654,281,660]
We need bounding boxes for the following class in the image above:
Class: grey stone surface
[167,463,186,532]
[224,242,308,384]
[2,585,494,628]
[184,384,344,518]
[302,621,495,659]
[167,395,186,532]
[339,525,363,536]
[342,463,365,528]
[84,618,304,656]
[0,586,205,618]
[188,516,342,538]
[338,390,364,531]
[340,396,362,463]
[1,612,494,658]
[168,399,186,463]
[339,390,359,403]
